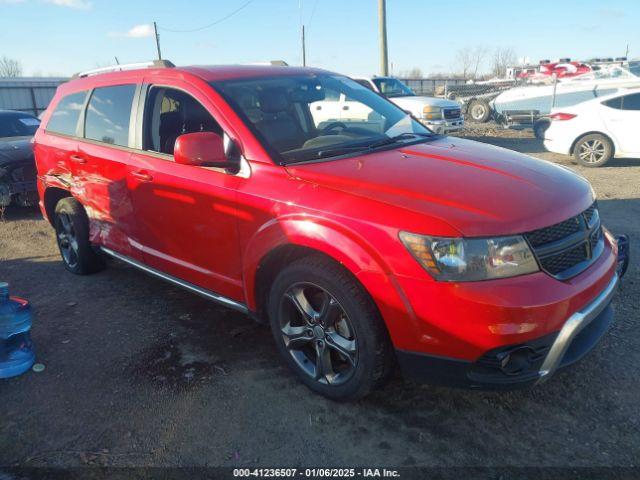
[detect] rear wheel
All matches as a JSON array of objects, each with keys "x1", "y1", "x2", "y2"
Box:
[
  {"x1": 54, "y1": 197, "x2": 105, "y2": 275},
  {"x1": 268, "y1": 256, "x2": 393, "y2": 400},
  {"x1": 573, "y1": 133, "x2": 613, "y2": 167}
]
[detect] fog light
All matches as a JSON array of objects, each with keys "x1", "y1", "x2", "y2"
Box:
[
  {"x1": 498, "y1": 346, "x2": 536, "y2": 376},
  {"x1": 616, "y1": 234, "x2": 629, "y2": 279}
]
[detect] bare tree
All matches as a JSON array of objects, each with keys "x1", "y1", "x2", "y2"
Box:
[
  {"x1": 456, "y1": 46, "x2": 489, "y2": 79},
  {"x1": 0, "y1": 56, "x2": 22, "y2": 77},
  {"x1": 492, "y1": 47, "x2": 517, "y2": 78},
  {"x1": 456, "y1": 47, "x2": 473, "y2": 79}
]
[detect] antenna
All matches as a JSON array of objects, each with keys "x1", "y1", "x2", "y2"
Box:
[{"x1": 154, "y1": 21, "x2": 162, "y2": 60}]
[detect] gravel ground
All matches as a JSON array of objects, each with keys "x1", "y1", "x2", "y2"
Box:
[{"x1": 0, "y1": 125, "x2": 638, "y2": 471}]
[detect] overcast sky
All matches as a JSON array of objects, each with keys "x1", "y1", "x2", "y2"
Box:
[{"x1": 1, "y1": 0, "x2": 637, "y2": 77}]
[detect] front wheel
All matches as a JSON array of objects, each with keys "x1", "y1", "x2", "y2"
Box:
[
  {"x1": 573, "y1": 133, "x2": 613, "y2": 167},
  {"x1": 268, "y1": 256, "x2": 393, "y2": 400}
]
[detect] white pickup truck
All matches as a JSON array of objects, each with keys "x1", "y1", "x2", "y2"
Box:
[{"x1": 353, "y1": 77, "x2": 464, "y2": 134}]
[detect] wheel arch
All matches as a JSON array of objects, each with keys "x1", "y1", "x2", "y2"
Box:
[
  {"x1": 569, "y1": 131, "x2": 616, "y2": 156},
  {"x1": 43, "y1": 186, "x2": 72, "y2": 226},
  {"x1": 243, "y1": 216, "x2": 394, "y2": 320}
]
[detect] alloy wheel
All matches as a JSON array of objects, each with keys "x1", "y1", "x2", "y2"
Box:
[
  {"x1": 578, "y1": 139, "x2": 606, "y2": 164},
  {"x1": 56, "y1": 212, "x2": 79, "y2": 269},
  {"x1": 278, "y1": 282, "x2": 357, "y2": 386}
]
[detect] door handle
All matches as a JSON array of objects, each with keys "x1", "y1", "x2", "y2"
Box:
[
  {"x1": 342, "y1": 105, "x2": 350, "y2": 110},
  {"x1": 130, "y1": 170, "x2": 153, "y2": 182},
  {"x1": 69, "y1": 154, "x2": 86, "y2": 164},
  {"x1": 316, "y1": 105, "x2": 322, "y2": 110}
]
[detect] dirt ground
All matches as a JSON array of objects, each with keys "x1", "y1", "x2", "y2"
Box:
[{"x1": 0, "y1": 125, "x2": 638, "y2": 470}]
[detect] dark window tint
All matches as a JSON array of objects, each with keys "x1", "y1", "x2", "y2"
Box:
[
  {"x1": 603, "y1": 96, "x2": 623, "y2": 109},
  {"x1": 621, "y1": 93, "x2": 640, "y2": 111},
  {"x1": 85, "y1": 85, "x2": 136, "y2": 146},
  {"x1": 0, "y1": 112, "x2": 40, "y2": 138},
  {"x1": 144, "y1": 87, "x2": 221, "y2": 155},
  {"x1": 46, "y1": 91, "x2": 87, "y2": 136},
  {"x1": 354, "y1": 79, "x2": 374, "y2": 91}
]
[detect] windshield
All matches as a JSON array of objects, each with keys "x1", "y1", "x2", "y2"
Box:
[
  {"x1": 372, "y1": 78, "x2": 416, "y2": 98},
  {"x1": 212, "y1": 74, "x2": 433, "y2": 164},
  {"x1": 629, "y1": 62, "x2": 640, "y2": 77},
  {"x1": 0, "y1": 112, "x2": 40, "y2": 138}
]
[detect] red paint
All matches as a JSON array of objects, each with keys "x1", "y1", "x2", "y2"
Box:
[{"x1": 34, "y1": 65, "x2": 617, "y2": 362}]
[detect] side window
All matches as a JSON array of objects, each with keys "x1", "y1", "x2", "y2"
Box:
[
  {"x1": 84, "y1": 85, "x2": 136, "y2": 147},
  {"x1": 46, "y1": 91, "x2": 88, "y2": 136},
  {"x1": 603, "y1": 97, "x2": 623, "y2": 109},
  {"x1": 144, "y1": 87, "x2": 222, "y2": 155},
  {"x1": 354, "y1": 79, "x2": 375, "y2": 91},
  {"x1": 621, "y1": 93, "x2": 640, "y2": 111}
]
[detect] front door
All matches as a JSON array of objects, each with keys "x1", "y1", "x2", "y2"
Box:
[{"x1": 127, "y1": 83, "x2": 244, "y2": 301}]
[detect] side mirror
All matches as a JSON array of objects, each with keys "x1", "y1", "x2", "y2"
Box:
[{"x1": 174, "y1": 132, "x2": 239, "y2": 171}]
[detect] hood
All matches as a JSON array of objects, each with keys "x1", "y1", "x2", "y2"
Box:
[
  {"x1": 285, "y1": 137, "x2": 593, "y2": 237},
  {"x1": 0, "y1": 137, "x2": 34, "y2": 166},
  {"x1": 391, "y1": 96, "x2": 461, "y2": 111}
]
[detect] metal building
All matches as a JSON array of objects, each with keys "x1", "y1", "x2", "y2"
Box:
[{"x1": 0, "y1": 77, "x2": 67, "y2": 117}]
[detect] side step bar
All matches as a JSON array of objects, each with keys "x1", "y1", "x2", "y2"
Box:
[{"x1": 100, "y1": 247, "x2": 249, "y2": 314}]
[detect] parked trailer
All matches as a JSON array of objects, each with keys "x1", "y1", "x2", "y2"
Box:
[{"x1": 0, "y1": 77, "x2": 67, "y2": 117}]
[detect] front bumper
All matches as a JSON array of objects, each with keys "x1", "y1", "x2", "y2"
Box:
[
  {"x1": 397, "y1": 272, "x2": 619, "y2": 389},
  {"x1": 422, "y1": 118, "x2": 464, "y2": 134}
]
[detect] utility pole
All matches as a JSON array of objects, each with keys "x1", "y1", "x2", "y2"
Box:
[
  {"x1": 301, "y1": 24, "x2": 307, "y2": 66},
  {"x1": 153, "y1": 21, "x2": 162, "y2": 61},
  {"x1": 378, "y1": 0, "x2": 389, "y2": 76}
]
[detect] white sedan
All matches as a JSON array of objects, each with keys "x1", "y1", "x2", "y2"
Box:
[{"x1": 544, "y1": 88, "x2": 640, "y2": 167}]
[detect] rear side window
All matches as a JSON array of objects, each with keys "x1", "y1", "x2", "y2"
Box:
[
  {"x1": 602, "y1": 93, "x2": 640, "y2": 111},
  {"x1": 46, "y1": 91, "x2": 88, "y2": 136},
  {"x1": 85, "y1": 85, "x2": 136, "y2": 146}
]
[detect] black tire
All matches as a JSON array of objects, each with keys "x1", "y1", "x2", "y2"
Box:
[
  {"x1": 533, "y1": 119, "x2": 550, "y2": 140},
  {"x1": 54, "y1": 197, "x2": 105, "y2": 275},
  {"x1": 268, "y1": 255, "x2": 394, "y2": 400},
  {"x1": 468, "y1": 99, "x2": 491, "y2": 123},
  {"x1": 573, "y1": 133, "x2": 613, "y2": 168}
]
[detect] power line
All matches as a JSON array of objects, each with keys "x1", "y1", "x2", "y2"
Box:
[
  {"x1": 158, "y1": 0, "x2": 255, "y2": 33},
  {"x1": 307, "y1": 0, "x2": 320, "y2": 27}
]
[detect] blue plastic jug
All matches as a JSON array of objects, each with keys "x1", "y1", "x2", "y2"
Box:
[{"x1": 0, "y1": 282, "x2": 35, "y2": 379}]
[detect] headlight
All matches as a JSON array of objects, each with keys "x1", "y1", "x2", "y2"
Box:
[
  {"x1": 399, "y1": 232, "x2": 539, "y2": 281},
  {"x1": 422, "y1": 105, "x2": 443, "y2": 120}
]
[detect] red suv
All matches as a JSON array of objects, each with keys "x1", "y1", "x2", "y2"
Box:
[{"x1": 34, "y1": 61, "x2": 626, "y2": 400}]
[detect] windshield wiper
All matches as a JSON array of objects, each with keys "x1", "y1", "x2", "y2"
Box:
[
  {"x1": 367, "y1": 132, "x2": 433, "y2": 149},
  {"x1": 314, "y1": 132, "x2": 434, "y2": 160}
]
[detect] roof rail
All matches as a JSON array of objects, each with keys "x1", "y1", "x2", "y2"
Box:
[{"x1": 72, "y1": 59, "x2": 175, "y2": 79}]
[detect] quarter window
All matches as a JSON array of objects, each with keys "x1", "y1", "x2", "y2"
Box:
[
  {"x1": 84, "y1": 85, "x2": 136, "y2": 146},
  {"x1": 46, "y1": 91, "x2": 88, "y2": 136},
  {"x1": 603, "y1": 97, "x2": 623, "y2": 109},
  {"x1": 621, "y1": 93, "x2": 640, "y2": 111}
]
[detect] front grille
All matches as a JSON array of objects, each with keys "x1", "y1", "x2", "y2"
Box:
[
  {"x1": 524, "y1": 203, "x2": 603, "y2": 280},
  {"x1": 526, "y1": 216, "x2": 582, "y2": 247},
  {"x1": 444, "y1": 108, "x2": 461, "y2": 119}
]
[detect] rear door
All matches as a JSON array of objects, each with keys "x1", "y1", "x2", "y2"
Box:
[
  {"x1": 39, "y1": 90, "x2": 89, "y2": 190},
  {"x1": 73, "y1": 83, "x2": 141, "y2": 258},
  {"x1": 601, "y1": 93, "x2": 640, "y2": 155},
  {"x1": 127, "y1": 81, "x2": 244, "y2": 301}
]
